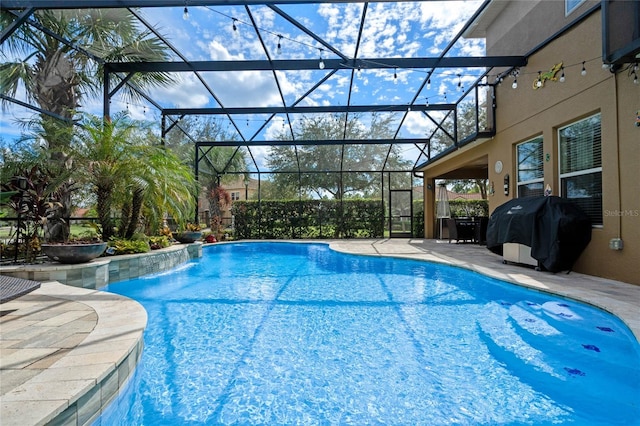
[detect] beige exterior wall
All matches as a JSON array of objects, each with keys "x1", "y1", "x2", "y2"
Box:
[
  {"x1": 480, "y1": 0, "x2": 599, "y2": 55},
  {"x1": 197, "y1": 177, "x2": 258, "y2": 225},
  {"x1": 421, "y1": 7, "x2": 640, "y2": 285}
]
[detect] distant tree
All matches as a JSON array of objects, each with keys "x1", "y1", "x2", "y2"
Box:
[
  {"x1": 267, "y1": 113, "x2": 411, "y2": 199},
  {"x1": 450, "y1": 179, "x2": 487, "y2": 199}
]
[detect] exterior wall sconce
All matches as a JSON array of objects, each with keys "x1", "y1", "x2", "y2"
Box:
[{"x1": 503, "y1": 174, "x2": 510, "y2": 196}]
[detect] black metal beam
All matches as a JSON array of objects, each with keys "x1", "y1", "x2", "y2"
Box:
[
  {"x1": 164, "y1": 104, "x2": 455, "y2": 115},
  {"x1": 1, "y1": 0, "x2": 424, "y2": 8},
  {"x1": 104, "y1": 56, "x2": 526, "y2": 73},
  {"x1": 0, "y1": 7, "x2": 34, "y2": 44},
  {"x1": 0, "y1": 94, "x2": 75, "y2": 124},
  {"x1": 196, "y1": 138, "x2": 425, "y2": 147}
]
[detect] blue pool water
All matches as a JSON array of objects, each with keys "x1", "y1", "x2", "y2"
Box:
[{"x1": 96, "y1": 242, "x2": 640, "y2": 425}]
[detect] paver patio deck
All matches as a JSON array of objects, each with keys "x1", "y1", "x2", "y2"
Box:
[{"x1": 1, "y1": 239, "x2": 639, "y2": 425}]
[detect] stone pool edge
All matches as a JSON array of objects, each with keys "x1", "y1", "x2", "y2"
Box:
[
  {"x1": 0, "y1": 243, "x2": 204, "y2": 425},
  {"x1": 0, "y1": 283, "x2": 147, "y2": 426}
]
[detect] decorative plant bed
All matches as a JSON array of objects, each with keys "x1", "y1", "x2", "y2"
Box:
[{"x1": 41, "y1": 242, "x2": 108, "y2": 264}]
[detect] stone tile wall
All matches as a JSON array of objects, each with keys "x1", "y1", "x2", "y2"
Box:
[{"x1": 0, "y1": 243, "x2": 202, "y2": 289}]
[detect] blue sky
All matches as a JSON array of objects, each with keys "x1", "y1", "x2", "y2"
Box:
[{"x1": 1, "y1": 1, "x2": 486, "y2": 168}]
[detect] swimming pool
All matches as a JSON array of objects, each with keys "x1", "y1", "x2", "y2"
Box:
[{"x1": 96, "y1": 242, "x2": 640, "y2": 425}]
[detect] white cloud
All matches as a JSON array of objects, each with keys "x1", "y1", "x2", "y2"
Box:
[{"x1": 149, "y1": 74, "x2": 210, "y2": 108}]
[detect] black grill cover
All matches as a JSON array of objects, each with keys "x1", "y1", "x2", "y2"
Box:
[{"x1": 486, "y1": 196, "x2": 592, "y2": 272}]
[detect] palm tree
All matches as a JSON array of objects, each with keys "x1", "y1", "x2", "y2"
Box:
[
  {"x1": 1, "y1": 8, "x2": 173, "y2": 239},
  {"x1": 73, "y1": 113, "x2": 197, "y2": 241},
  {"x1": 131, "y1": 145, "x2": 198, "y2": 237}
]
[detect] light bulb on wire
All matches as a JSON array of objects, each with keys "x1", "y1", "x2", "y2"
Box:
[
  {"x1": 559, "y1": 67, "x2": 565, "y2": 82},
  {"x1": 318, "y1": 49, "x2": 325, "y2": 70},
  {"x1": 581, "y1": 61, "x2": 587, "y2": 76},
  {"x1": 276, "y1": 35, "x2": 282, "y2": 55},
  {"x1": 183, "y1": 6, "x2": 189, "y2": 20},
  {"x1": 512, "y1": 78, "x2": 518, "y2": 89},
  {"x1": 393, "y1": 68, "x2": 398, "y2": 84},
  {"x1": 232, "y1": 18, "x2": 238, "y2": 33}
]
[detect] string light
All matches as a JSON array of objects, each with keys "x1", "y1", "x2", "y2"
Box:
[
  {"x1": 581, "y1": 61, "x2": 587, "y2": 76},
  {"x1": 183, "y1": 6, "x2": 189, "y2": 20},
  {"x1": 394, "y1": 68, "x2": 398, "y2": 84},
  {"x1": 634, "y1": 71, "x2": 638, "y2": 85},
  {"x1": 559, "y1": 66, "x2": 565, "y2": 82},
  {"x1": 536, "y1": 71, "x2": 542, "y2": 87},
  {"x1": 510, "y1": 68, "x2": 519, "y2": 89},
  {"x1": 425, "y1": 97, "x2": 430, "y2": 107},
  {"x1": 205, "y1": 5, "x2": 492, "y2": 97}
]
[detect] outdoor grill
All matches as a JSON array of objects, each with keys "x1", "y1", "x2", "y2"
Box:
[{"x1": 486, "y1": 196, "x2": 592, "y2": 273}]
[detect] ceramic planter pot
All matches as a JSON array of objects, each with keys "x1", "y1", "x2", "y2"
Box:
[
  {"x1": 41, "y1": 242, "x2": 108, "y2": 264},
  {"x1": 174, "y1": 231, "x2": 202, "y2": 244}
]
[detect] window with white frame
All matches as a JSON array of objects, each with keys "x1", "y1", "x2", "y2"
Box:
[
  {"x1": 559, "y1": 113, "x2": 602, "y2": 225},
  {"x1": 231, "y1": 191, "x2": 241, "y2": 201},
  {"x1": 565, "y1": 0, "x2": 585, "y2": 15},
  {"x1": 517, "y1": 136, "x2": 544, "y2": 198}
]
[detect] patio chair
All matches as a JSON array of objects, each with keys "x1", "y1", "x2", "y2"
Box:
[{"x1": 446, "y1": 218, "x2": 475, "y2": 243}]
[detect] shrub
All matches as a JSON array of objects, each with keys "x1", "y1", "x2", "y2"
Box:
[
  {"x1": 149, "y1": 236, "x2": 170, "y2": 250},
  {"x1": 107, "y1": 238, "x2": 150, "y2": 255},
  {"x1": 449, "y1": 200, "x2": 488, "y2": 218},
  {"x1": 232, "y1": 199, "x2": 384, "y2": 239}
]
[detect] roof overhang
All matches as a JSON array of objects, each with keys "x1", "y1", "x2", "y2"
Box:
[{"x1": 462, "y1": 0, "x2": 510, "y2": 39}]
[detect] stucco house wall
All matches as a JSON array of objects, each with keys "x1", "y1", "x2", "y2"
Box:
[{"x1": 420, "y1": 3, "x2": 640, "y2": 285}]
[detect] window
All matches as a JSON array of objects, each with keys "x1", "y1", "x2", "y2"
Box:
[
  {"x1": 565, "y1": 0, "x2": 585, "y2": 15},
  {"x1": 517, "y1": 137, "x2": 544, "y2": 198},
  {"x1": 559, "y1": 113, "x2": 602, "y2": 225},
  {"x1": 231, "y1": 191, "x2": 241, "y2": 201}
]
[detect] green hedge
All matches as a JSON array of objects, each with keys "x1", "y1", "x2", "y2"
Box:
[
  {"x1": 232, "y1": 199, "x2": 384, "y2": 239},
  {"x1": 449, "y1": 200, "x2": 489, "y2": 218}
]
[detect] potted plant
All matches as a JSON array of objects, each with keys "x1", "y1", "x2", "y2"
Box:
[
  {"x1": 174, "y1": 223, "x2": 202, "y2": 244},
  {"x1": 41, "y1": 237, "x2": 107, "y2": 264}
]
